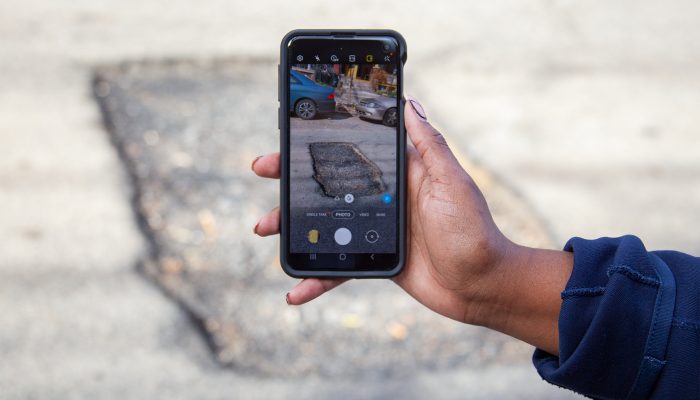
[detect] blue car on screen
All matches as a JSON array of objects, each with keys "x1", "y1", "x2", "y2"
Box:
[{"x1": 290, "y1": 70, "x2": 335, "y2": 120}]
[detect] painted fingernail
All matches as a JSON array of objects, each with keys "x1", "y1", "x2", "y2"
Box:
[
  {"x1": 251, "y1": 155, "x2": 262, "y2": 171},
  {"x1": 253, "y1": 221, "x2": 260, "y2": 235},
  {"x1": 409, "y1": 98, "x2": 427, "y2": 120},
  {"x1": 285, "y1": 292, "x2": 291, "y2": 305}
]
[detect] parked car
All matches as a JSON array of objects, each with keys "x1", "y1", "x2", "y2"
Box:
[
  {"x1": 289, "y1": 70, "x2": 335, "y2": 120},
  {"x1": 355, "y1": 95, "x2": 398, "y2": 127}
]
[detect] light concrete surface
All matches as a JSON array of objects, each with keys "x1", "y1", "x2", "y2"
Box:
[
  {"x1": 3, "y1": 0, "x2": 697, "y2": 398},
  {"x1": 409, "y1": 1, "x2": 700, "y2": 253}
]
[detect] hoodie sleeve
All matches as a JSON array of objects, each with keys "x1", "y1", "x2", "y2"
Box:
[{"x1": 533, "y1": 235, "x2": 700, "y2": 399}]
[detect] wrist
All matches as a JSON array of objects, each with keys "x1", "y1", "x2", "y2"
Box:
[
  {"x1": 464, "y1": 241, "x2": 573, "y2": 355},
  {"x1": 460, "y1": 238, "x2": 524, "y2": 327}
]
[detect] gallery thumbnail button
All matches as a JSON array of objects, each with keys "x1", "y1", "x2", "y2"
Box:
[
  {"x1": 307, "y1": 229, "x2": 319, "y2": 244},
  {"x1": 332, "y1": 210, "x2": 354, "y2": 219}
]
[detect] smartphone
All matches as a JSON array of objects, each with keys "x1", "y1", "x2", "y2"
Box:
[{"x1": 279, "y1": 30, "x2": 407, "y2": 278}]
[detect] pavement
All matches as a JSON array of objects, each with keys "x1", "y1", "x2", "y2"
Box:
[
  {"x1": 289, "y1": 114, "x2": 399, "y2": 253},
  {"x1": 91, "y1": 58, "x2": 549, "y2": 382},
  {"x1": 2, "y1": 0, "x2": 698, "y2": 398},
  {"x1": 409, "y1": 1, "x2": 700, "y2": 254},
  {"x1": 290, "y1": 115, "x2": 397, "y2": 205}
]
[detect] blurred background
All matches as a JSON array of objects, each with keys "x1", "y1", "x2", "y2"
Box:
[{"x1": 2, "y1": 1, "x2": 699, "y2": 399}]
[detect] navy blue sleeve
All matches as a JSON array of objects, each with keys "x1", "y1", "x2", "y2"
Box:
[{"x1": 533, "y1": 235, "x2": 700, "y2": 399}]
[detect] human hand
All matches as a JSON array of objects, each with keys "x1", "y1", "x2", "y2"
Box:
[{"x1": 253, "y1": 97, "x2": 572, "y2": 355}]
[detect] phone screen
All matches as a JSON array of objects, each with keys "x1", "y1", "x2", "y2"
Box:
[{"x1": 285, "y1": 37, "x2": 401, "y2": 270}]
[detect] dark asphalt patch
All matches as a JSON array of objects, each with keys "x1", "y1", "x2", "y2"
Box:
[
  {"x1": 310, "y1": 142, "x2": 386, "y2": 197},
  {"x1": 92, "y1": 58, "x2": 538, "y2": 378}
]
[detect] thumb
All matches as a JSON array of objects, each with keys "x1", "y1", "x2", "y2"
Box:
[{"x1": 404, "y1": 96, "x2": 460, "y2": 174}]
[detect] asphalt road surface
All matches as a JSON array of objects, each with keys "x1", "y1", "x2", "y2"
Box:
[
  {"x1": 290, "y1": 113, "x2": 397, "y2": 208},
  {"x1": 92, "y1": 60, "x2": 555, "y2": 384},
  {"x1": 290, "y1": 113, "x2": 398, "y2": 253}
]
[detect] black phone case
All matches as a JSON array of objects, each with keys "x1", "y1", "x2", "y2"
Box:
[{"x1": 279, "y1": 29, "x2": 407, "y2": 278}]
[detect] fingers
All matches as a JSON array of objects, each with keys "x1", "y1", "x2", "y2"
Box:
[
  {"x1": 286, "y1": 278, "x2": 349, "y2": 305},
  {"x1": 252, "y1": 204, "x2": 342, "y2": 306},
  {"x1": 251, "y1": 152, "x2": 280, "y2": 179},
  {"x1": 253, "y1": 207, "x2": 279, "y2": 236},
  {"x1": 251, "y1": 153, "x2": 280, "y2": 235},
  {"x1": 404, "y1": 96, "x2": 460, "y2": 174}
]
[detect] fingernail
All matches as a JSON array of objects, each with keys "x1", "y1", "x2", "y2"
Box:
[
  {"x1": 408, "y1": 97, "x2": 427, "y2": 121},
  {"x1": 251, "y1": 155, "x2": 262, "y2": 171},
  {"x1": 285, "y1": 292, "x2": 292, "y2": 305},
  {"x1": 253, "y1": 221, "x2": 260, "y2": 235}
]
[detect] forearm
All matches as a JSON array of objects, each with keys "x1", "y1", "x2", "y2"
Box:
[{"x1": 469, "y1": 243, "x2": 573, "y2": 355}]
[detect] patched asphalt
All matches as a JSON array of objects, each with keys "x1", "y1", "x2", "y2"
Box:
[
  {"x1": 93, "y1": 58, "x2": 551, "y2": 378},
  {"x1": 310, "y1": 142, "x2": 386, "y2": 197}
]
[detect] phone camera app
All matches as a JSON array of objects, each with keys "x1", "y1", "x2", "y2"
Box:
[{"x1": 289, "y1": 54, "x2": 398, "y2": 254}]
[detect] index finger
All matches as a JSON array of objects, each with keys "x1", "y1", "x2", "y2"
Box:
[{"x1": 251, "y1": 152, "x2": 280, "y2": 179}]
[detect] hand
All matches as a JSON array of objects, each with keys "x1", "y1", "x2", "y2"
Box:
[{"x1": 253, "y1": 97, "x2": 572, "y2": 355}]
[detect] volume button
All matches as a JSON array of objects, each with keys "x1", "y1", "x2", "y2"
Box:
[{"x1": 277, "y1": 107, "x2": 280, "y2": 130}]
